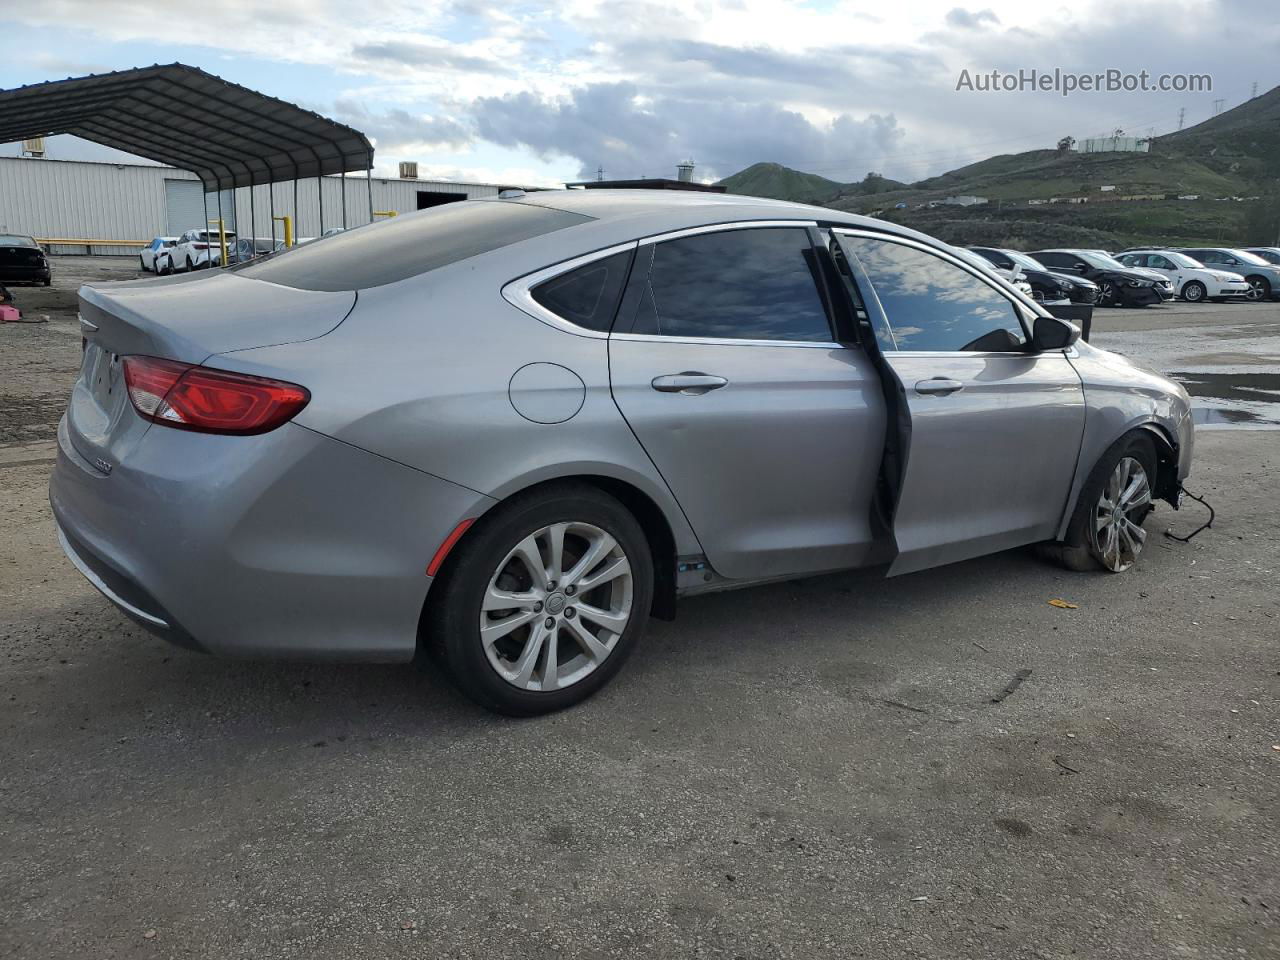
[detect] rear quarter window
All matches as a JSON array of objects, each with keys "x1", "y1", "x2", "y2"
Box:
[{"x1": 231, "y1": 201, "x2": 593, "y2": 291}]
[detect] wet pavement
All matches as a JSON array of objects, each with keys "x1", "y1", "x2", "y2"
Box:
[{"x1": 1087, "y1": 300, "x2": 1280, "y2": 429}]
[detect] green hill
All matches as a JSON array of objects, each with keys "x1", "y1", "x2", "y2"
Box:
[
  {"x1": 717, "y1": 162, "x2": 904, "y2": 205},
  {"x1": 716, "y1": 85, "x2": 1280, "y2": 247},
  {"x1": 717, "y1": 162, "x2": 847, "y2": 203}
]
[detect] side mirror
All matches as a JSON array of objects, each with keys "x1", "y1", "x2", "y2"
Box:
[{"x1": 1031, "y1": 315, "x2": 1080, "y2": 351}]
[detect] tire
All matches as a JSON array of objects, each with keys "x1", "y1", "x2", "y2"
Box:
[
  {"x1": 424, "y1": 483, "x2": 654, "y2": 715},
  {"x1": 1182, "y1": 280, "x2": 1206, "y2": 303},
  {"x1": 1041, "y1": 432, "x2": 1157, "y2": 574},
  {"x1": 1097, "y1": 280, "x2": 1116, "y2": 307},
  {"x1": 43, "y1": 277, "x2": 51, "y2": 287},
  {"x1": 1244, "y1": 276, "x2": 1272, "y2": 302},
  {"x1": 139, "y1": 255, "x2": 148, "y2": 273}
]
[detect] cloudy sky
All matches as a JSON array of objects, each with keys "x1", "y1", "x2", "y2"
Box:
[{"x1": 0, "y1": 0, "x2": 1275, "y2": 187}]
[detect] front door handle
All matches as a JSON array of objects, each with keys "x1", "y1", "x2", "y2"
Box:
[
  {"x1": 651, "y1": 373, "x2": 729, "y2": 395},
  {"x1": 914, "y1": 377, "x2": 964, "y2": 396}
]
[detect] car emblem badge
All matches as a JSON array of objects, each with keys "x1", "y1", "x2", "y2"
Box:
[
  {"x1": 93, "y1": 457, "x2": 113, "y2": 475},
  {"x1": 546, "y1": 593, "x2": 566, "y2": 615}
]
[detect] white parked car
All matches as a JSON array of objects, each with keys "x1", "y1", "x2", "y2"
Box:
[
  {"x1": 1117, "y1": 250, "x2": 1250, "y2": 303},
  {"x1": 138, "y1": 237, "x2": 178, "y2": 273},
  {"x1": 165, "y1": 228, "x2": 239, "y2": 273}
]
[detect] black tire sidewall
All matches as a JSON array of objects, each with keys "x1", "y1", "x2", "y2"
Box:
[
  {"x1": 1183, "y1": 281, "x2": 1205, "y2": 302},
  {"x1": 431, "y1": 486, "x2": 654, "y2": 715},
  {"x1": 1065, "y1": 431, "x2": 1158, "y2": 567}
]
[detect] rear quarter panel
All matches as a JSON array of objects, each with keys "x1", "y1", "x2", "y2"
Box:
[{"x1": 210, "y1": 238, "x2": 706, "y2": 558}]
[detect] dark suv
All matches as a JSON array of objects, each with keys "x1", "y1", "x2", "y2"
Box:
[{"x1": 1030, "y1": 249, "x2": 1167, "y2": 307}]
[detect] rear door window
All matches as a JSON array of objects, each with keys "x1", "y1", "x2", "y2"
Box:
[
  {"x1": 619, "y1": 227, "x2": 833, "y2": 342},
  {"x1": 232, "y1": 201, "x2": 592, "y2": 291}
]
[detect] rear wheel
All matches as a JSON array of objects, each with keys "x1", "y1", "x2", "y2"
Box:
[
  {"x1": 1182, "y1": 280, "x2": 1206, "y2": 303},
  {"x1": 1041, "y1": 432, "x2": 1157, "y2": 573},
  {"x1": 425, "y1": 484, "x2": 654, "y2": 715},
  {"x1": 139, "y1": 255, "x2": 148, "y2": 272}
]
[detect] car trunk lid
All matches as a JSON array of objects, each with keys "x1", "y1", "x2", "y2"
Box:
[{"x1": 67, "y1": 273, "x2": 354, "y2": 470}]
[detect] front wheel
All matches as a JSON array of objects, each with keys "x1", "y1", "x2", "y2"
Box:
[
  {"x1": 425, "y1": 484, "x2": 654, "y2": 715},
  {"x1": 1041, "y1": 432, "x2": 1157, "y2": 573},
  {"x1": 1097, "y1": 280, "x2": 1116, "y2": 306},
  {"x1": 1182, "y1": 280, "x2": 1206, "y2": 303}
]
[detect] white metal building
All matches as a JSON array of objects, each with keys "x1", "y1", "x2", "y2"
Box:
[{"x1": 0, "y1": 156, "x2": 512, "y2": 255}]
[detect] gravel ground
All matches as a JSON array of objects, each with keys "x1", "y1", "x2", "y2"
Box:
[{"x1": 1, "y1": 258, "x2": 1277, "y2": 959}]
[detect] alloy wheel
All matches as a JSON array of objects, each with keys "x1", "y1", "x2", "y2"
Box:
[
  {"x1": 480, "y1": 521, "x2": 633, "y2": 692},
  {"x1": 1090, "y1": 456, "x2": 1151, "y2": 573},
  {"x1": 1098, "y1": 281, "x2": 1115, "y2": 306},
  {"x1": 1246, "y1": 278, "x2": 1267, "y2": 302}
]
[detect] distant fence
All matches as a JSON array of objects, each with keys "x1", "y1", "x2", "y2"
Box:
[{"x1": 36, "y1": 238, "x2": 145, "y2": 257}]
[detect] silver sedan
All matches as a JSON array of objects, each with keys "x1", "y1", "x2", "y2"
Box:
[{"x1": 51, "y1": 191, "x2": 1194, "y2": 714}]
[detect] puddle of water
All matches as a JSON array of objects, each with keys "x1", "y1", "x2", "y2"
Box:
[{"x1": 1171, "y1": 371, "x2": 1280, "y2": 428}]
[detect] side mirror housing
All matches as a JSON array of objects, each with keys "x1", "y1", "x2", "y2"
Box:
[{"x1": 1031, "y1": 315, "x2": 1080, "y2": 351}]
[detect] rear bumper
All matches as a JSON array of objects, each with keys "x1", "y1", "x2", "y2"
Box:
[
  {"x1": 0, "y1": 265, "x2": 50, "y2": 283},
  {"x1": 50, "y1": 416, "x2": 495, "y2": 661}
]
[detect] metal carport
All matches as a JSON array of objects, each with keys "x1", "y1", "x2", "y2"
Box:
[{"x1": 0, "y1": 63, "x2": 375, "y2": 249}]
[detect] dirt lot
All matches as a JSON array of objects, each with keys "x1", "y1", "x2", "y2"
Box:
[{"x1": 1, "y1": 258, "x2": 1277, "y2": 959}]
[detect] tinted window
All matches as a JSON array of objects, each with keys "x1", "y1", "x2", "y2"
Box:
[
  {"x1": 1033, "y1": 252, "x2": 1068, "y2": 268},
  {"x1": 531, "y1": 249, "x2": 634, "y2": 332},
  {"x1": 232, "y1": 201, "x2": 592, "y2": 291},
  {"x1": 841, "y1": 236, "x2": 1026, "y2": 352},
  {"x1": 624, "y1": 227, "x2": 831, "y2": 342}
]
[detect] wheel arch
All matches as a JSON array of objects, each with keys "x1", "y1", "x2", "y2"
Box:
[
  {"x1": 1055, "y1": 419, "x2": 1180, "y2": 541},
  {"x1": 420, "y1": 472, "x2": 683, "y2": 644}
]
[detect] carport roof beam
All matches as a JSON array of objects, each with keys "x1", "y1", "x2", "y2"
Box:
[{"x1": 0, "y1": 63, "x2": 374, "y2": 191}]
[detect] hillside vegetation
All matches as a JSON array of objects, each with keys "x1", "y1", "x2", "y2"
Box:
[{"x1": 717, "y1": 86, "x2": 1280, "y2": 248}]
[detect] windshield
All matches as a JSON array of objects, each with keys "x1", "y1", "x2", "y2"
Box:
[
  {"x1": 1079, "y1": 251, "x2": 1128, "y2": 270},
  {"x1": 1229, "y1": 249, "x2": 1269, "y2": 265},
  {"x1": 0, "y1": 234, "x2": 37, "y2": 247},
  {"x1": 1005, "y1": 250, "x2": 1047, "y2": 271},
  {"x1": 1162, "y1": 251, "x2": 1204, "y2": 269}
]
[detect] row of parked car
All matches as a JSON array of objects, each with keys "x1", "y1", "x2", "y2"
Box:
[
  {"x1": 139, "y1": 227, "x2": 348, "y2": 274},
  {"x1": 961, "y1": 245, "x2": 1280, "y2": 307}
]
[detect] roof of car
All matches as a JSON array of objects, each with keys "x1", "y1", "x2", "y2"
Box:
[{"x1": 509, "y1": 188, "x2": 918, "y2": 238}]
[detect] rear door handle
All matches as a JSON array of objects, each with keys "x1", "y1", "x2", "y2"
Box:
[
  {"x1": 914, "y1": 378, "x2": 964, "y2": 396},
  {"x1": 651, "y1": 373, "x2": 729, "y2": 395}
]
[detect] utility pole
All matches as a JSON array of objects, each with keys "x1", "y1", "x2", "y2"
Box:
[
  {"x1": 1213, "y1": 98, "x2": 1225, "y2": 116},
  {"x1": 1251, "y1": 81, "x2": 1258, "y2": 99},
  {"x1": 1177, "y1": 107, "x2": 1185, "y2": 130},
  {"x1": 596, "y1": 165, "x2": 604, "y2": 182}
]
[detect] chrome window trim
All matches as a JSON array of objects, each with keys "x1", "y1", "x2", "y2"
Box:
[
  {"x1": 501, "y1": 240, "x2": 639, "y2": 339},
  {"x1": 638, "y1": 219, "x2": 819, "y2": 246},
  {"x1": 612, "y1": 332, "x2": 842, "y2": 349},
  {"x1": 503, "y1": 220, "x2": 825, "y2": 341}
]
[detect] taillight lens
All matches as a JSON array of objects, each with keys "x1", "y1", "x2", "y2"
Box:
[{"x1": 122, "y1": 355, "x2": 309, "y2": 435}]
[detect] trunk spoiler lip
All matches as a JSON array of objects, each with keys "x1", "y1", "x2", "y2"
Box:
[{"x1": 76, "y1": 273, "x2": 358, "y2": 364}]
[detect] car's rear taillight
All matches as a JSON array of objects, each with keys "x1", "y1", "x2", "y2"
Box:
[{"x1": 122, "y1": 355, "x2": 309, "y2": 435}]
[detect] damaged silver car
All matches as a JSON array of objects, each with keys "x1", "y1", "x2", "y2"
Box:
[{"x1": 51, "y1": 191, "x2": 1194, "y2": 714}]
